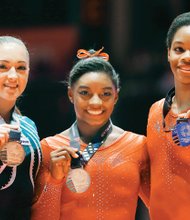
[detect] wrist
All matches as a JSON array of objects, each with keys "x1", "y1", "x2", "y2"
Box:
[{"x1": 49, "y1": 173, "x2": 65, "y2": 184}]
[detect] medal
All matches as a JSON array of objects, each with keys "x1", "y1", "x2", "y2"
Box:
[
  {"x1": 0, "y1": 142, "x2": 25, "y2": 167},
  {"x1": 66, "y1": 168, "x2": 91, "y2": 193},
  {"x1": 0, "y1": 130, "x2": 25, "y2": 167},
  {"x1": 172, "y1": 118, "x2": 190, "y2": 147}
]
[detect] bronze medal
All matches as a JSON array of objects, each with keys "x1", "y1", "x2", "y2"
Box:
[
  {"x1": 0, "y1": 141, "x2": 25, "y2": 167},
  {"x1": 66, "y1": 168, "x2": 91, "y2": 193}
]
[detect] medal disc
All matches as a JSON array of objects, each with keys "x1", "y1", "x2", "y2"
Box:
[
  {"x1": 0, "y1": 141, "x2": 25, "y2": 167},
  {"x1": 66, "y1": 168, "x2": 91, "y2": 193},
  {"x1": 172, "y1": 119, "x2": 190, "y2": 147}
]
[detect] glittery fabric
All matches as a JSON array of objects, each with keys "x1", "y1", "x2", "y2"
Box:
[
  {"x1": 147, "y1": 99, "x2": 190, "y2": 220},
  {"x1": 32, "y1": 131, "x2": 150, "y2": 220}
]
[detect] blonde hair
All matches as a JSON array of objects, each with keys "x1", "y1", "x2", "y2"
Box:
[{"x1": 0, "y1": 36, "x2": 29, "y2": 60}]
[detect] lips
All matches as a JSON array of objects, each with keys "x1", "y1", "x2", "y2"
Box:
[
  {"x1": 178, "y1": 65, "x2": 190, "y2": 71},
  {"x1": 179, "y1": 68, "x2": 190, "y2": 71}
]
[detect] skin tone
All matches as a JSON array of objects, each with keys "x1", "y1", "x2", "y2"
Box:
[
  {"x1": 0, "y1": 42, "x2": 29, "y2": 149},
  {"x1": 50, "y1": 71, "x2": 122, "y2": 180},
  {"x1": 68, "y1": 71, "x2": 118, "y2": 138},
  {"x1": 168, "y1": 25, "x2": 190, "y2": 118}
]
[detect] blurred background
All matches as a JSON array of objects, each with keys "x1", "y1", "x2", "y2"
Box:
[{"x1": 1, "y1": 0, "x2": 190, "y2": 219}]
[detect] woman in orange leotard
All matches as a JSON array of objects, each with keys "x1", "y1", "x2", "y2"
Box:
[
  {"x1": 147, "y1": 12, "x2": 190, "y2": 220},
  {"x1": 32, "y1": 47, "x2": 150, "y2": 220}
]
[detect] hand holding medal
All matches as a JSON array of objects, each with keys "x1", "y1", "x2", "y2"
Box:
[
  {"x1": 0, "y1": 124, "x2": 18, "y2": 149},
  {"x1": 0, "y1": 124, "x2": 25, "y2": 167},
  {"x1": 0, "y1": 129, "x2": 25, "y2": 167},
  {"x1": 50, "y1": 145, "x2": 91, "y2": 193},
  {"x1": 50, "y1": 146, "x2": 79, "y2": 180}
]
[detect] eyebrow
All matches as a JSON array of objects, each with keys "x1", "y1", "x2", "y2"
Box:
[
  {"x1": 173, "y1": 41, "x2": 183, "y2": 44},
  {"x1": 0, "y1": 60, "x2": 27, "y2": 63},
  {"x1": 78, "y1": 86, "x2": 113, "y2": 90}
]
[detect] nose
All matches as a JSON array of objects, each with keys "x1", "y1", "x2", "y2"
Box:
[
  {"x1": 182, "y1": 50, "x2": 190, "y2": 62},
  {"x1": 7, "y1": 67, "x2": 18, "y2": 80},
  {"x1": 89, "y1": 94, "x2": 102, "y2": 106}
]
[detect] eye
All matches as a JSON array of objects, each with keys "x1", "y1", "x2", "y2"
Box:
[
  {"x1": 79, "y1": 90, "x2": 89, "y2": 96},
  {"x1": 102, "y1": 91, "x2": 112, "y2": 97},
  {"x1": 174, "y1": 47, "x2": 185, "y2": 53},
  {"x1": 0, "y1": 64, "x2": 8, "y2": 70},
  {"x1": 99, "y1": 91, "x2": 113, "y2": 101},
  {"x1": 17, "y1": 65, "x2": 27, "y2": 71}
]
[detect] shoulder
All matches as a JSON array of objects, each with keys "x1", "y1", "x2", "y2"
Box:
[
  {"x1": 119, "y1": 131, "x2": 148, "y2": 165},
  {"x1": 112, "y1": 125, "x2": 125, "y2": 137},
  {"x1": 110, "y1": 125, "x2": 146, "y2": 144},
  {"x1": 149, "y1": 98, "x2": 164, "y2": 113},
  {"x1": 124, "y1": 131, "x2": 146, "y2": 147},
  {"x1": 41, "y1": 130, "x2": 70, "y2": 151},
  {"x1": 16, "y1": 114, "x2": 37, "y2": 129},
  {"x1": 15, "y1": 114, "x2": 40, "y2": 139},
  {"x1": 125, "y1": 131, "x2": 149, "y2": 163},
  {"x1": 110, "y1": 125, "x2": 146, "y2": 150},
  {"x1": 148, "y1": 98, "x2": 165, "y2": 120}
]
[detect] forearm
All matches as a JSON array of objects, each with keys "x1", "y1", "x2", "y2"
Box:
[{"x1": 32, "y1": 170, "x2": 64, "y2": 220}]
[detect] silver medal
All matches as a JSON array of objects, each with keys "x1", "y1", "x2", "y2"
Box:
[{"x1": 66, "y1": 168, "x2": 91, "y2": 193}]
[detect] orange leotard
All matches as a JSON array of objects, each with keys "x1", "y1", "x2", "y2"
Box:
[
  {"x1": 32, "y1": 131, "x2": 150, "y2": 220},
  {"x1": 147, "y1": 99, "x2": 190, "y2": 220}
]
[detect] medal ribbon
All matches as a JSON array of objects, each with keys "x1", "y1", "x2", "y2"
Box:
[
  {"x1": 69, "y1": 119, "x2": 112, "y2": 168},
  {"x1": 162, "y1": 87, "x2": 175, "y2": 131}
]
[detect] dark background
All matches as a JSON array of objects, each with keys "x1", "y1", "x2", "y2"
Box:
[{"x1": 2, "y1": 1, "x2": 190, "y2": 219}]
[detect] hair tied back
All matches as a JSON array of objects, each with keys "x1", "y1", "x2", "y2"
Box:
[{"x1": 77, "y1": 47, "x2": 109, "y2": 61}]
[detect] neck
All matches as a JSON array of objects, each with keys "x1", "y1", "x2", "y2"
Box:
[
  {"x1": 0, "y1": 99, "x2": 15, "y2": 123},
  {"x1": 77, "y1": 120, "x2": 110, "y2": 144},
  {"x1": 173, "y1": 84, "x2": 190, "y2": 113},
  {"x1": 0, "y1": 110, "x2": 12, "y2": 123}
]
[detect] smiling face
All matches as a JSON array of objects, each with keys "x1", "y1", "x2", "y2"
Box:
[
  {"x1": 168, "y1": 25, "x2": 190, "y2": 85},
  {"x1": 0, "y1": 42, "x2": 29, "y2": 103},
  {"x1": 68, "y1": 71, "x2": 118, "y2": 128}
]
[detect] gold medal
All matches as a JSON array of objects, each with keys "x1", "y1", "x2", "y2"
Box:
[{"x1": 66, "y1": 168, "x2": 91, "y2": 193}]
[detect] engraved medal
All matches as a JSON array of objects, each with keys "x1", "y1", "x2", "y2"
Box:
[
  {"x1": 0, "y1": 130, "x2": 25, "y2": 166},
  {"x1": 66, "y1": 168, "x2": 91, "y2": 193},
  {"x1": 172, "y1": 118, "x2": 190, "y2": 147}
]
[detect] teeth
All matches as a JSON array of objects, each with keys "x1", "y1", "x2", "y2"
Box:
[
  {"x1": 180, "y1": 68, "x2": 190, "y2": 71},
  {"x1": 179, "y1": 66, "x2": 190, "y2": 71},
  {"x1": 87, "y1": 110, "x2": 103, "y2": 115},
  {"x1": 5, "y1": 85, "x2": 18, "y2": 88}
]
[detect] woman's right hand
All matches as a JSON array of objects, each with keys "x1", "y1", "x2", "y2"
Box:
[
  {"x1": 50, "y1": 147, "x2": 79, "y2": 181},
  {"x1": 0, "y1": 124, "x2": 19, "y2": 150},
  {"x1": 178, "y1": 110, "x2": 190, "y2": 119}
]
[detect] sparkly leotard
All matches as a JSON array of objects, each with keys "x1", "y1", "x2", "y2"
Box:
[
  {"x1": 32, "y1": 131, "x2": 149, "y2": 220},
  {"x1": 147, "y1": 99, "x2": 190, "y2": 220}
]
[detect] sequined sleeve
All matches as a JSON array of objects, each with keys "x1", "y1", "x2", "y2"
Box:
[
  {"x1": 31, "y1": 139, "x2": 64, "y2": 220},
  {"x1": 139, "y1": 142, "x2": 150, "y2": 208}
]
